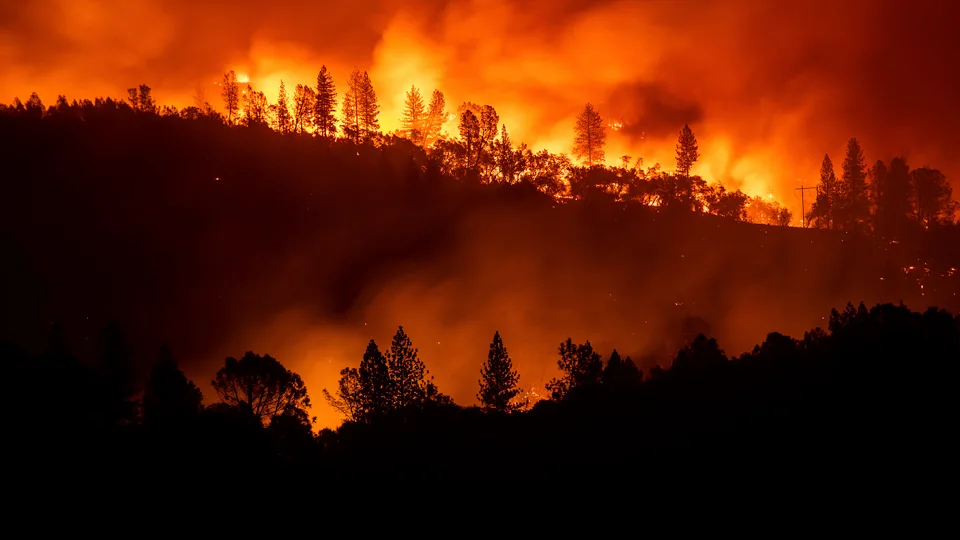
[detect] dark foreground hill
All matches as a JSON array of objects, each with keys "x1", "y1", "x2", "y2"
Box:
[{"x1": 1, "y1": 112, "x2": 957, "y2": 418}]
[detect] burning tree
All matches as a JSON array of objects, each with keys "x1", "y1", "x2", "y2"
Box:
[
  {"x1": 291, "y1": 84, "x2": 316, "y2": 134},
  {"x1": 573, "y1": 103, "x2": 606, "y2": 166},
  {"x1": 274, "y1": 80, "x2": 292, "y2": 134},
  {"x1": 342, "y1": 69, "x2": 380, "y2": 143},
  {"x1": 809, "y1": 154, "x2": 840, "y2": 229},
  {"x1": 314, "y1": 66, "x2": 337, "y2": 137},
  {"x1": 221, "y1": 70, "x2": 240, "y2": 125},
  {"x1": 401, "y1": 85, "x2": 426, "y2": 144}
]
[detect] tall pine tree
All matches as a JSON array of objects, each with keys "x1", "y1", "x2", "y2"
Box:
[
  {"x1": 358, "y1": 339, "x2": 390, "y2": 420},
  {"x1": 424, "y1": 89, "x2": 447, "y2": 147},
  {"x1": 876, "y1": 157, "x2": 915, "y2": 237},
  {"x1": 401, "y1": 85, "x2": 426, "y2": 144},
  {"x1": 573, "y1": 103, "x2": 606, "y2": 166},
  {"x1": 314, "y1": 65, "x2": 337, "y2": 137},
  {"x1": 385, "y1": 326, "x2": 426, "y2": 410},
  {"x1": 809, "y1": 154, "x2": 840, "y2": 229},
  {"x1": 840, "y1": 137, "x2": 869, "y2": 231},
  {"x1": 342, "y1": 69, "x2": 363, "y2": 143},
  {"x1": 675, "y1": 124, "x2": 700, "y2": 179},
  {"x1": 274, "y1": 80, "x2": 292, "y2": 134},
  {"x1": 359, "y1": 71, "x2": 380, "y2": 141},
  {"x1": 478, "y1": 331, "x2": 521, "y2": 412},
  {"x1": 141, "y1": 344, "x2": 203, "y2": 428}
]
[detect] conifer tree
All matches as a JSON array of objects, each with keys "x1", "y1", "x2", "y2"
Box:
[
  {"x1": 459, "y1": 109, "x2": 481, "y2": 172},
  {"x1": 342, "y1": 69, "x2": 363, "y2": 143},
  {"x1": 359, "y1": 71, "x2": 380, "y2": 141},
  {"x1": 385, "y1": 326, "x2": 426, "y2": 409},
  {"x1": 341, "y1": 70, "x2": 379, "y2": 142},
  {"x1": 478, "y1": 331, "x2": 521, "y2": 412},
  {"x1": 809, "y1": 154, "x2": 840, "y2": 229},
  {"x1": 911, "y1": 167, "x2": 956, "y2": 227},
  {"x1": 602, "y1": 349, "x2": 642, "y2": 388},
  {"x1": 401, "y1": 85, "x2": 426, "y2": 144},
  {"x1": 358, "y1": 339, "x2": 390, "y2": 419},
  {"x1": 573, "y1": 103, "x2": 606, "y2": 166},
  {"x1": 275, "y1": 80, "x2": 292, "y2": 134},
  {"x1": 126, "y1": 84, "x2": 155, "y2": 113},
  {"x1": 675, "y1": 124, "x2": 700, "y2": 179},
  {"x1": 141, "y1": 344, "x2": 203, "y2": 427},
  {"x1": 840, "y1": 137, "x2": 869, "y2": 231},
  {"x1": 424, "y1": 89, "x2": 447, "y2": 147},
  {"x1": 495, "y1": 124, "x2": 523, "y2": 183},
  {"x1": 875, "y1": 157, "x2": 915, "y2": 237},
  {"x1": 221, "y1": 70, "x2": 240, "y2": 124},
  {"x1": 314, "y1": 65, "x2": 337, "y2": 137}
]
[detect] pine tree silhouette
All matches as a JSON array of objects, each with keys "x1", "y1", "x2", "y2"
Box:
[
  {"x1": 385, "y1": 326, "x2": 426, "y2": 410},
  {"x1": 573, "y1": 103, "x2": 606, "y2": 166},
  {"x1": 478, "y1": 331, "x2": 521, "y2": 412},
  {"x1": 314, "y1": 66, "x2": 337, "y2": 137}
]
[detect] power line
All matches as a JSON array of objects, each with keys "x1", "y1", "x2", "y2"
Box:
[{"x1": 795, "y1": 184, "x2": 816, "y2": 228}]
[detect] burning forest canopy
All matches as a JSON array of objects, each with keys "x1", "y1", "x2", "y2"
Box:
[
  {"x1": 2, "y1": 0, "x2": 960, "y2": 211},
  {"x1": 2, "y1": 0, "x2": 960, "y2": 429}
]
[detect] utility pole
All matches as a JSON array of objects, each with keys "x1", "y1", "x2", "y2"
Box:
[{"x1": 796, "y1": 185, "x2": 816, "y2": 228}]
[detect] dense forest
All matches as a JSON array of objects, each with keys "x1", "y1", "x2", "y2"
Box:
[{"x1": 2, "y1": 81, "x2": 959, "y2": 468}]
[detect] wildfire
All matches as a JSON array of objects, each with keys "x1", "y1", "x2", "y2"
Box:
[{"x1": 609, "y1": 121, "x2": 623, "y2": 131}]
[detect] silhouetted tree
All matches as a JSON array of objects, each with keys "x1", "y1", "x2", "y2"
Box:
[
  {"x1": 98, "y1": 321, "x2": 138, "y2": 426},
  {"x1": 358, "y1": 339, "x2": 391, "y2": 419},
  {"x1": 314, "y1": 66, "x2": 337, "y2": 137},
  {"x1": 875, "y1": 157, "x2": 914, "y2": 237},
  {"x1": 126, "y1": 84, "x2": 156, "y2": 113},
  {"x1": 141, "y1": 344, "x2": 203, "y2": 427},
  {"x1": 343, "y1": 70, "x2": 379, "y2": 143},
  {"x1": 359, "y1": 71, "x2": 380, "y2": 141},
  {"x1": 221, "y1": 70, "x2": 241, "y2": 124},
  {"x1": 401, "y1": 85, "x2": 426, "y2": 144},
  {"x1": 840, "y1": 138, "x2": 870, "y2": 231},
  {"x1": 323, "y1": 367, "x2": 363, "y2": 422},
  {"x1": 274, "y1": 80, "x2": 292, "y2": 134},
  {"x1": 459, "y1": 109, "x2": 481, "y2": 176},
  {"x1": 911, "y1": 167, "x2": 956, "y2": 227},
  {"x1": 602, "y1": 349, "x2": 641, "y2": 388},
  {"x1": 675, "y1": 124, "x2": 700, "y2": 179},
  {"x1": 292, "y1": 84, "x2": 316, "y2": 134},
  {"x1": 478, "y1": 331, "x2": 521, "y2": 412},
  {"x1": 242, "y1": 85, "x2": 269, "y2": 127},
  {"x1": 706, "y1": 185, "x2": 749, "y2": 221},
  {"x1": 671, "y1": 334, "x2": 728, "y2": 376},
  {"x1": 809, "y1": 154, "x2": 839, "y2": 229},
  {"x1": 494, "y1": 124, "x2": 523, "y2": 183},
  {"x1": 521, "y1": 149, "x2": 571, "y2": 197},
  {"x1": 423, "y1": 89, "x2": 447, "y2": 147},
  {"x1": 212, "y1": 352, "x2": 311, "y2": 425},
  {"x1": 546, "y1": 339, "x2": 603, "y2": 400},
  {"x1": 573, "y1": 103, "x2": 605, "y2": 166},
  {"x1": 385, "y1": 326, "x2": 426, "y2": 410}
]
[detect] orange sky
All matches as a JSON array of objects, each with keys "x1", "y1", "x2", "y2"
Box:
[{"x1": 3, "y1": 0, "x2": 959, "y2": 208}]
